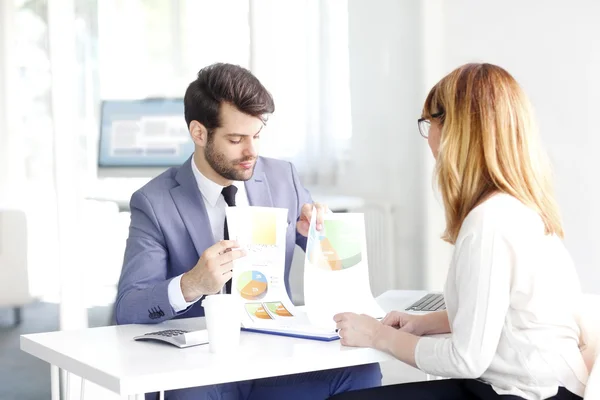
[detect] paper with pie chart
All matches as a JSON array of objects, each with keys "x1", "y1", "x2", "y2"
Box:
[
  {"x1": 226, "y1": 207, "x2": 299, "y2": 326},
  {"x1": 226, "y1": 206, "x2": 339, "y2": 340},
  {"x1": 304, "y1": 210, "x2": 385, "y2": 330},
  {"x1": 307, "y1": 218, "x2": 363, "y2": 271},
  {"x1": 237, "y1": 270, "x2": 268, "y2": 300},
  {"x1": 244, "y1": 301, "x2": 294, "y2": 321}
]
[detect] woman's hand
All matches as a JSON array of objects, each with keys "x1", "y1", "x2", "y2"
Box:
[
  {"x1": 333, "y1": 313, "x2": 383, "y2": 348},
  {"x1": 335, "y1": 311, "x2": 421, "y2": 368},
  {"x1": 381, "y1": 311, "x2": 425, "y2": 336}
]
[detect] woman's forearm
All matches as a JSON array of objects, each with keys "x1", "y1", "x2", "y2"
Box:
[
  {"x1": 373, "y1": 325, "x2": 420, "y2": 368},
  {"x1": 372, "y1": 311, "x2": 449, "y2": 370},
  {"x1": 420, "y1": 310, "x2": 451, "y2": 335}
]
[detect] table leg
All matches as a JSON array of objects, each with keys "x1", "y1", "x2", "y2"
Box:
[
  {"x1": 51, "y1": 365, "x2": 60, "y2": 400},
  {"x1": 66, "y1": 371, "x2": 71, "y2": 399},
  {"x1": 80, "y1": 378, "x2": 86, "y2": 400},
  {"x1": 13, "y1": 307, "x2": 22, "y2": 325}
]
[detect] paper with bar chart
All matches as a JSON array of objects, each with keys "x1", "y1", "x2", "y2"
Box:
[
  {"x1": 304, "y1": 211, "x2": 385, "y2": 330},
  {"x1": 225, "y1": 206, "x2": 338, "y2": 340}
]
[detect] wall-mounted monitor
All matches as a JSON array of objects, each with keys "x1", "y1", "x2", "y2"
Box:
[{"x1": 97, "y1": 98, "x2": 193, "y2": 178}]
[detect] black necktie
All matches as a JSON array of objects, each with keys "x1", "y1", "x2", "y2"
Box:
[{"x1": 221, "y1": 185, "x2": 237, "y2": 293}]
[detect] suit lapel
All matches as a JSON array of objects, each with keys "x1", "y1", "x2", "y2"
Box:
[
  {"x1": 245, "y1": 158, "x2": 274, "y2": 207},
  {"x1": 170, "y1": 157, "x2": 214, "y2": 257}
]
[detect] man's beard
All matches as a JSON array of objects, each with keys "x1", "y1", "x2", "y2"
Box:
[{"x1": 204, "y1": 138, "x2": 256, "y2": 181}]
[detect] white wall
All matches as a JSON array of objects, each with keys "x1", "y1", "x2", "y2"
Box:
[
  {"x1": 436, "y1": 0, "x2": 600, "y2": 293},
  {"x1": 0, "y1": 1, "x2": 15, "y2": 203},
  {"x1": 345, "y1": 0, "x2": 600, "y2": 294},
  {"x1": 421, "y1": 0, "x2": 454, "y2": 291},
  {"x1": 346, "y1": 0, "x2": 427, "y2": 290}
]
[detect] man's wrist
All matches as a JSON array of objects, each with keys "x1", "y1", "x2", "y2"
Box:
[{"x1": 180, "y1": 272, "x2": 203, "y2": 302}]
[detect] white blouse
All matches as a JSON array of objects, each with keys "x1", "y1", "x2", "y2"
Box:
[{"x1": 415, "y1": 194, "x2": 588, "y2": 399}]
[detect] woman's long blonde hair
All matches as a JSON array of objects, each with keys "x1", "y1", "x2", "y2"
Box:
[{"x1": 422, "y1": 63, "x2": 563, "y2": 244}]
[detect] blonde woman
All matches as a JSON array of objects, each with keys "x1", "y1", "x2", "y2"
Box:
[{"x1": 330, "y1": 63, "x2": 588, "y2": 400}]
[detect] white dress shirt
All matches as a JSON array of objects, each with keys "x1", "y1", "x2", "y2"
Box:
[
  {"x1": 167, "y1": 157, "x2": 249, "y2": 312},
  {"x1": 415, "y1": 194, "x2": 588, "y2": 399}
]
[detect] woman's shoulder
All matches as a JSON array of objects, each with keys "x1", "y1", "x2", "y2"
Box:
[{"x1": 458, "y1": 193, "x2": 543, "y2": 241}]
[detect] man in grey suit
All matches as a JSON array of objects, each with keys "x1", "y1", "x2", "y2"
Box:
[{"x1": 116, "y1": 63, "x2": 381, "y2": 400}]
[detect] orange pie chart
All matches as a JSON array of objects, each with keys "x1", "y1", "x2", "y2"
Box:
[{"x1": 237, "y1": 271, "x2": 268, "y2": 300}]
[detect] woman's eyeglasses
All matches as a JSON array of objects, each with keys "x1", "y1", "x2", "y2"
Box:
[{"x1": 417, "y1": 111, "x2": 444, "y2": 138}]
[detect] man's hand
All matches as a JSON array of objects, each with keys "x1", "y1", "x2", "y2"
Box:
[
  {"x1": 297, "y1": 202, "x2": 328, "y2": 237},
  {"x1": 180, "y1": 240, "x2": 246, "y2": 301}
]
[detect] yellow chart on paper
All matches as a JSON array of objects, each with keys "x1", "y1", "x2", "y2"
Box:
[{"x1": 252, "y1": 210, "x2": 277, "y2": 245}]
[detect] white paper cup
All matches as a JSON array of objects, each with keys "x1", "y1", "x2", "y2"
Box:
[{"x1": 201, "y1": 294, "x2": 241, "y2": 354}]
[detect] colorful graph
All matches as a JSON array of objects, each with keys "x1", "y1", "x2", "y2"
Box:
[
  {"x1": 252, "y1": 210, "x2": 277, "y2": 245},
  {"x1": 264, "y1": 302, "x2": 293, "y2": 317},
  {"x1": 245, "y1": 303, "x2": 272, "y2": 320},
  {"x1": 308, "y1": 219, "x2": 363, "y2": 271},
  {"x1": 237, "y1": 270, "x2": 268, "y2": 300}
]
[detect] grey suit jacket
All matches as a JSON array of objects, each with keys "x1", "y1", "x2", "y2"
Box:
[{"x1": 115, "y1": 156, "x2": 312, "y2": 324}]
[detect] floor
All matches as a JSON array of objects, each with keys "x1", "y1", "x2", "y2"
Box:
[{"x1": 0, "y1": 302, "x2": 113, "y2": 400}]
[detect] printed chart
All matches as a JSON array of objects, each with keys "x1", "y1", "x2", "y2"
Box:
[
  {"x1": 251, "y1": 210, "x2": 277, "y2": 245},
  {"x1": 307, "y1": 219, "x2": 363, "y2": 271},
  {"x1": 264, "y1": 302, "x2": 293, "y2": 317},
  {"x1": 237, "y1": 270, "x2": 268, "y2": 300},
  {"x1": 245, "y1": 303, "x2": 272, "y2": 320}
]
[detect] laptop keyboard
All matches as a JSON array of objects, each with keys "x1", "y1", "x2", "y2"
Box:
[{"x1": 405, "y1": 293, "x2": 446, "y2": 312}]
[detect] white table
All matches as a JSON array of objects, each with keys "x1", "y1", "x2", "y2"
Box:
[{"x1": 21, "y1": 290, "x2": 428, "y2": 399}]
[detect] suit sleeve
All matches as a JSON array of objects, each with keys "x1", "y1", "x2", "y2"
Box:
[
  {"x1": 290, "y1": 162, "x2": 313, "y2": 252},
  {"x1": 115, "y1": 190, "x2": 179, "y2": 324}
]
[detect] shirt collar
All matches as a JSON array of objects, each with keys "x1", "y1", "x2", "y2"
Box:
[
  {"x1": 191, "y1": 155, "x2": 225, "y2": 207},
  {"x1": 191, "y1": 154, "x2": 245, "y2": 207}
]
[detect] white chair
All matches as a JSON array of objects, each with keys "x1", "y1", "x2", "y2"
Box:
[
  {"x1": 586, "y1": 360, "x2": 600, "y2": 399},
  {"x1": 579, "y1": 294, "x2": 600, "y2": 399},
  {"x1": 0, "y1": 208, "x2": 33, "y2": 325}
]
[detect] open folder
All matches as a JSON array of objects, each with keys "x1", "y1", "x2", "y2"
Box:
[
  {"x1": 240, "y1": 309, "x2": 340, "y2": 342},
  {"x1": 226, "y1": 206, "x2": 384, "y2": 341}
]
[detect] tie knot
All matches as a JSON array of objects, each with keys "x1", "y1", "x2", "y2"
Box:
[{"x1": 221, "y1": 185, "x2": 238, "y2": 207}]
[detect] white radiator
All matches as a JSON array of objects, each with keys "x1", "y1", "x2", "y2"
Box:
[{"x1": 358, "y1": 202, "x2": 396, "y2": 297}]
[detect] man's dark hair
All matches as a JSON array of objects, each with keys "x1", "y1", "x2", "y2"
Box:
[{"x1": 184, "y1": 63, "x2": 275, "y2": 131}]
